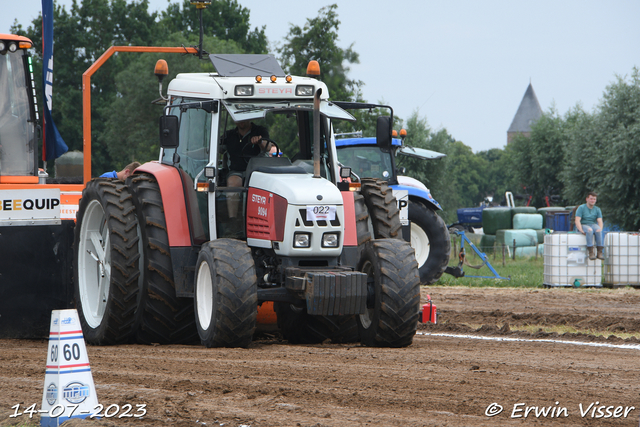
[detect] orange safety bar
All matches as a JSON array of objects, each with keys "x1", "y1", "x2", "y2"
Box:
[
  {"x1": 82, "y1": 46, "x2": 198, "y2": 184},
  {"x1": 0, "y1": 176, "x2": 39, "y2": 184}
]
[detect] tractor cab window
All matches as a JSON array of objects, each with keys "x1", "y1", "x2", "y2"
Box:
[
  {"x1": 161, "y1": 97, "x2": 212, "y2": 244},
  {"x1": 161, "y1": 97, "x2": 211, "y2": 182},
  {"x1": 335, "y1": 145, "x2": 394, "y2": 181},
  {"x1": 0, "y1": 49, "x2": 35, "y2": 176}
]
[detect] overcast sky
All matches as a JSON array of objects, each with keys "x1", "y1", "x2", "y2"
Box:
[{"x1": 3, "y1": 0, "x2": 639, "y2": 152}]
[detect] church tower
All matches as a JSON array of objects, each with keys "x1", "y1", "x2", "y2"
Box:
[{"x1": 507, "y1": 83, "x2": 542, "y2": 144}]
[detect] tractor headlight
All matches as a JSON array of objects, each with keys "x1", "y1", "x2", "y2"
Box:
[
  {"x1": 295, "y1": 85, "x2": 314, "y2": 96},
  {"x1": 293, "y1": 232, "x2": 311, "y2": 248},
  {"x1": 322, "y1": 233, "x2": 339, "y2": 248},
  {"x1": 234, "y1": 85, "x2": 253, "y2": 96}
]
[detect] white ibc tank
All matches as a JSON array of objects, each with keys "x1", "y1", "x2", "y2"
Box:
[
  {"x1": 543, "y1": 233, "x2": 602, "y2": 287},
  {"x1": 603, "y1": 232, "x2": 640, "y2": 286}
]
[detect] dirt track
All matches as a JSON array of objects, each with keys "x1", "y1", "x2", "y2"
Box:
[{"x1": 1, "y1": 286, "x2": 640, "y2": 427}]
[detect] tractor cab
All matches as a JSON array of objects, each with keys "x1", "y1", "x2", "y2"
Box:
[
  {"x1": 155, "y1": 54, "x2": 355, "y2": 247},
  {"x1": 0, "y1": 35, "x2": 39, "y2": 180}
]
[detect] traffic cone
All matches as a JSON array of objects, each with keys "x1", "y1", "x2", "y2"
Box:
[{"x1": 40, "y1": 309, "x2": 99, "y2": 427}]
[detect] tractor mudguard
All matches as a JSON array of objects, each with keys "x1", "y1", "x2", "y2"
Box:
[
  {"x1": 390, "y1": 183, "x2": 442, "y2": 211},
  {"x1": 135, "y1": 162, "x2": 192, "y2": 247}
]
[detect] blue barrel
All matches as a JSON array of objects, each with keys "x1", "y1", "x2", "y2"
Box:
[{"x1": 545, "y1": 211, "x2": 571, "y2": 231}]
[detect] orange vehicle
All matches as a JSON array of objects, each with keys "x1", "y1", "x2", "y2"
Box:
[{"x1": 0, "y1": 34, "x2": 82, "y2": 337}]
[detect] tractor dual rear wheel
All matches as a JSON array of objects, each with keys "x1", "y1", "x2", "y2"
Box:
[
  {"x1": 194, "y1": 239, "x2": 257, "y2": 348},
  {"x1": 357, "y1": 239, "x2": 421, "y2": 348},
  {"x1": 129, "y1": 173, "x2": 197, "y2": 345},
  {"x1": 73, "y1": 179, "x2": 140, "y2": 345}
]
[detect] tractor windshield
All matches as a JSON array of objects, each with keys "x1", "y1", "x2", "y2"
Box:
[
  {"x1": 0, "y1": 49, "x2": 36, "y2": 176},
  {"x1": 218, "y1": 100, "x2": 352, "y2": 185},
  {"x1": 335, "y1": 145, "x2": 394, "y2": 181}
]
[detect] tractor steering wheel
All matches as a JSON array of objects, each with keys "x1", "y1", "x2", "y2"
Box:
[{"x1": 240, "y1": 138, "x2": 280, "y2": 160}]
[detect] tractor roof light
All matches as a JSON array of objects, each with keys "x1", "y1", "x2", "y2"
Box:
[
  {"x1": 0, "y1": 41, "x2": 5, "y2": 52},
  {"x1": 154, "y1": 59, "x2": 168, "y2": 83},
  {"x1": 392, "y1": 130, "x2": 398, "y2": 137},
  {"x1": 255, "y1": 75, "x2": 262, "y2": 83},
  {"x1": 8, "y1": 42, "x2": 17, "y2": 53},
  {"x1": 306, "y1": 60, "x2": 320, "y2": 76},
  {"x1": 19, "y1": 41, "x2": 32, "y2": 49},
  {"x1": 400, "y1": 129, "x2": 407, "y2": 137},
  {"x1": 270, "y1": 75, "x2": 277, "y2": 83},
  {"x1": 285, "y1": 75, "x2": 292, "y2": 83}
]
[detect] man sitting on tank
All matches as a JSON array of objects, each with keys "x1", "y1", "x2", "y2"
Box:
[{"x1": 574, "y1": 191, "x2": 604, "y2": 260}]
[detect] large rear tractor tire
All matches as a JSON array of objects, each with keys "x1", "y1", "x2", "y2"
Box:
[
  {"x1": 357, "y1": 239, "x2": 421, "y2": 348},
  {"x1": 360, "y1": 178, "x2": 402, "y2": 239},
  {"x1": 409, "y1": 201, "x2": 451, "y2": 285},
  {"x1": 73, "y1": 179, "x2": 140, "y2": 345},
  {"x1": 129, "y1": 173, "x2": 198, "y2": 345},
  {"x1": 194, "y1": 239, "x2": 257, "y2": 348}
]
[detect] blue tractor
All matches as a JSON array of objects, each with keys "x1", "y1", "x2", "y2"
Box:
[{"x1": 335, "y1": 135, "x2": 451, "y2": 284}]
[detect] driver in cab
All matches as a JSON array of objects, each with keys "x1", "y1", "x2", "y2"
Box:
[{"x1": 223, "y1": 119, "x2": 270, "y2": 187}]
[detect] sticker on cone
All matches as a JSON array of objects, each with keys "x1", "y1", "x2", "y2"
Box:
[{"x1": 41, "y1": 309, "x2": 99, "y2": 427}]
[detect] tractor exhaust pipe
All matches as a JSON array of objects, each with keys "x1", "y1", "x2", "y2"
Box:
[{"x1": 313, "y1": 88, "x2": 322, "y2": 178}]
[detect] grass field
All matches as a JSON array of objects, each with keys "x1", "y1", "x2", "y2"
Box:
[{"x1": 436, "y1": 234, "x2": 545, "y2": 288}]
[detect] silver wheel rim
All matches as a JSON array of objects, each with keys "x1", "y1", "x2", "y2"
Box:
[
  {"x1": 359, "y1": 259, "x2": 374, "y2": 329},
  {"x1": 411, "y1": 222, "x2": 430, "y2": 268},
  {"x1": 78, "y1": 199, "x2": 111, "y2": 328},
  {"x1": 196, "y1": 260, "x2": 213, "y2": 331}
]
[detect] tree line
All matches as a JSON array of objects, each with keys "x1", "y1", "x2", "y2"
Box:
[{"x1": 11, "y1": 1, "x2": 640, "y2": 229}]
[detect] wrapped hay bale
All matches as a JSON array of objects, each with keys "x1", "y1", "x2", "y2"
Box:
[
  {"x1": 513, "y1": 213, "x2": 543, "y2": 230},
  {"x1": 515, "y1": 244, "x2": 544, "y2": 258},
  {"x1": 480, "y1": 234, "x2": 496, "y2": 253},
  {"x1": 503, "y1": 229, "x2": 538, "y2": 250},
  {"x1": 482, "y1": 207, "x2": 512, "y2": 235},
  {"x1": 511, "y1": 206, "x2": 537, "y2": 218}
]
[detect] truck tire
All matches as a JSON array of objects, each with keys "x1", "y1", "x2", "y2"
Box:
[
  {"x1": 274, "y1": 303, "x2": 359, "y2": 344},
  {"x1": 73, "y1": 179, "x2": 140, "y2": 345},
  {"x1": 360, "y1": 178, "x2": 402, "y2": 239},
  {"x1": 409, "y1": 201, "x2": 451, "y2": 284},
  {"x1": 194, "y1": 239, "x2": 257, "y2": 348},
  {"x1": 357, "y1": 239, "x2": 420, "y2": 347},
  {"x1": 129, "y1": 174, "x2": 197, "y2": 344}
]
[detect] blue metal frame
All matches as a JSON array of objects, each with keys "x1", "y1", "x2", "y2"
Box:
[{"x1": 451, "y1": 230, "x2": 510, "y2": 280}]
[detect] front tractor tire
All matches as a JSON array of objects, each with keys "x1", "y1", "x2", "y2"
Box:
[
  {"x1": 194, "y1": 239, "x2": 258, "y2": 348},
  {"x1": 409, "y1": 201, "x2": 451, "y2": 285},
  {"x1": 73, "y1": 179, "x2": 140, "y2": 345},
  {"x1": 357, "y1": 239, "x2": 421, "y2": 348}
]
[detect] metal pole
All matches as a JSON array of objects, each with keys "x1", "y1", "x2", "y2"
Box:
[
  {"x1": 513, "y1": 239, "x2": 516, "y2": 260},
  {"x1": 313, "y1": 88, "x2": 322, "y2": 178}
]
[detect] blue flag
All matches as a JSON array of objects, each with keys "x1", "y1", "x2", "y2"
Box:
[{"x1": 42, "y1": 0, "x2": 68, "y2": 161}]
